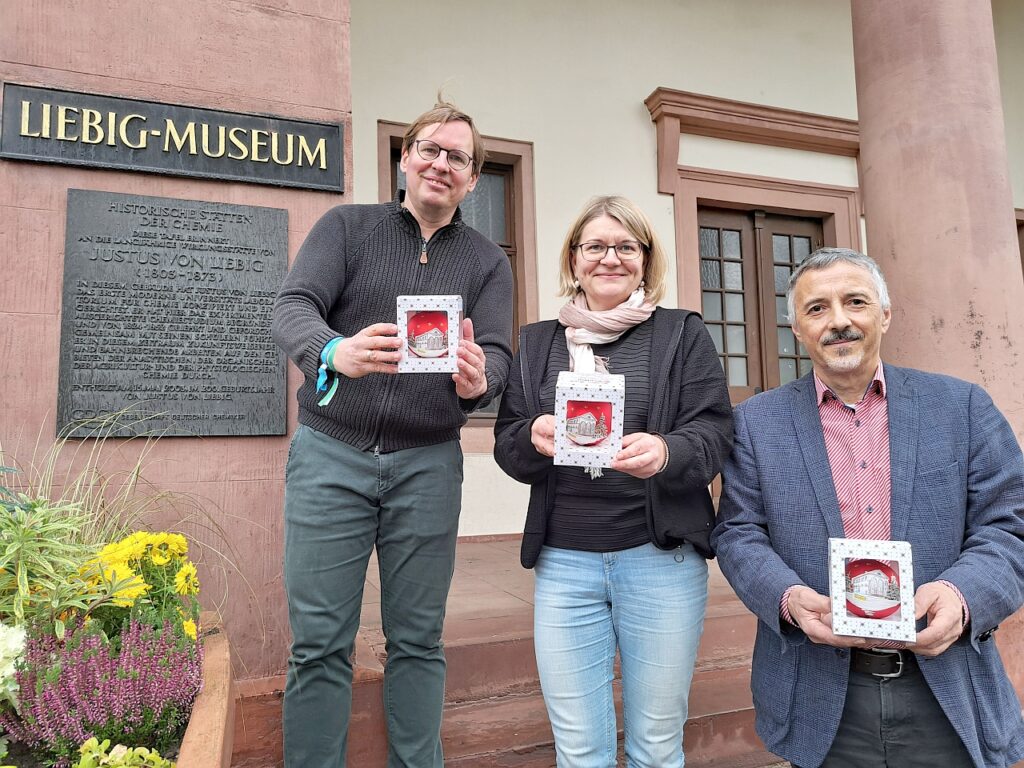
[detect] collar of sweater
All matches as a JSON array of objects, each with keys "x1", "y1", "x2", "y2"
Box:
[{"x1": 392, "y1": 190, "x2": 464, "y2": 239}]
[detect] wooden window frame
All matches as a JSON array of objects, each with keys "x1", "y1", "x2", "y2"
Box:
[
  {"x1": 646, "y1": 88, "x2": 862, "y2": 502},
  {"x1": 675, "y1": 168, "x2": 860, "y2": 312},
  {"x1": 376, "y1": 121, "x2": 538, "y2": 452},
  {"x1": 698, "y1": 208, "x2": 762, "y2": 401},
  {"x1": 644, "y1": 88, "x2": 862, "y2": 312},
  {"x1": 699, "y1": 208, "x2": 821, "y2": 402},
  {"x1": 757, "y1": 214, "x2": 821, "y2": 390}
]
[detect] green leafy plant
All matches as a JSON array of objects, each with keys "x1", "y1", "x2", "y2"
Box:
[
  {"x1": 1, "y1": 413, "x2": 171, "y2": 550},
  {"x1": 74, "y1": 737, "x2": 175, "y2": 768},
  {"x1": 0, "y1": 467, "x2": 25, "y2": 514},
  {"x1": 2, "y1": 411, "x2": 245, "y2": 627},
  {"x1": 0, "y1": 497, "x2": 109, "y2": 637},
  {"x1": 0, "y1": 412, "x2": 247, "y2": 765}
]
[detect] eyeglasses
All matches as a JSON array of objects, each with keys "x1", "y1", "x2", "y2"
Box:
[
  {"x1": 573, "y1": 240, "x2": 644, "y2": 261},
  {"x1": 413, "y1": 140, "x2": 473, "y2": 172}
]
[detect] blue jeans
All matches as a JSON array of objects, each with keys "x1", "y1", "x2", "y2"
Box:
[
  {"x1": 533, "y1": 543, "x2": 709, "y2": 768},
  {"x1": 282, "y1": 425, "x2": 463, "y2": 768}
]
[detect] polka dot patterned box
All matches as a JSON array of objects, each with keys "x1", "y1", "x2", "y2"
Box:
[
  {"x1": 829, "y1": 537, "x2": 916, "y2": 642},
  {"x1": 553, "y1": 371, "x2": 625, "y2": 470},
  {"x1": 396, "y1": 295, "x2": 463, "y2": 373}
]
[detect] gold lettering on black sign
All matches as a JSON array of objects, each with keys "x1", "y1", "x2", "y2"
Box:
[
  {"x1": 4, "y1": 84, "x2": 342, "y2": 190},
  {"x1": 19, "y1": 99, "x2": 328, "y2": 169}
]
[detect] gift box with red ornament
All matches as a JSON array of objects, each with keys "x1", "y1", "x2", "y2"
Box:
[
  {"x1": 829, "y1": 538, "x2": 916, "y2": 642},
  {"x1": 553, "y1": 371, "x2": 625, "y2": 470},
  {"x1": 397, "y1": 295, "x2": 463, "y2": 373}
]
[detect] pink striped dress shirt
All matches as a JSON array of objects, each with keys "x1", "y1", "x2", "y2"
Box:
[
  {"x1": 779, "y1": 364, "x2": 967, "y2": 637},
  {"x1": 815, "y1": 366, "x2": 892, "y2": 541}
]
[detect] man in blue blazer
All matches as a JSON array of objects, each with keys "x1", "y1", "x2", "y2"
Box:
[{"x1": 712, "y1": 248, "x2": 1024, "y2": 768}]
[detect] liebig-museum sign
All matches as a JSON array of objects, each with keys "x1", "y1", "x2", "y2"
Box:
[{"x1": 0, "y1": 83, "x2": 344, "y2": 191}]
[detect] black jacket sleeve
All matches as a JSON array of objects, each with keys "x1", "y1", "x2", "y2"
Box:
[
  {"x1": 654, "y1": 313, "x2": 734, "y2": 496},
  {"x1": 493, "y1": 342, "x2": 554, "y2": 486}
]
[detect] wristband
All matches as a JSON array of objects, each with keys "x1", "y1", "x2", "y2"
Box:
[{"x1": 316, "y1": 336, "x2": 345, "y2": 406}]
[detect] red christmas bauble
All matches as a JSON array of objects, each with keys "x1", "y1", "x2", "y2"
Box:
[
  {"x1": 845, "y1": 558, "x2": 901, "y2": 619},
  {"x1": 564, "y1": 399, "x2": 613, "y2": 446},
  {"x1": 407, "y1": 311, "x2": 449, "y2": 358}
]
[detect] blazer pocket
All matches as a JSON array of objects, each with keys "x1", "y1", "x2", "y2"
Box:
[
  {"x1": 916, "y1": 459, "x2": 963, "y2": 482},
  {"x1": 914, "y1": 460, "x2": 966, "y2": 508},
  {"x1": 967, "y1": 642, "x2": 1020, "y2": 752},
  {"x1": 750, "y1": 632, "x2": 798, "y2": 727}
]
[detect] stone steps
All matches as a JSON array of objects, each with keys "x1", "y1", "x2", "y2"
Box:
[{"x1": 231, "y1": 543, "x2": 782, "y2": 768}]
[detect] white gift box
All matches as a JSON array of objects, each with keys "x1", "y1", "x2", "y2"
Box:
[
  {"x1": 553, "y1": 371, "x2": 625, "y2": 470},
  {"x1": 828, "y1": 538, "x2": 916, "y2": 642},
  {"x1": 397, "y1": 295, "x2": 463, "y2": 373}
]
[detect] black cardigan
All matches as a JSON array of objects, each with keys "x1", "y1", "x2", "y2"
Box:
[{"x1": 493, "y1": 309, "x2": 734, "y2": 568}]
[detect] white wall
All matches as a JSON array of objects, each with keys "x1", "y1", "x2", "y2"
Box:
[
  {"x1": 678, "y1": 135, "x2": 859, "y2": 188},
  {"x1": 994, "y1": 0, "x2": 1024, "y2": 209},
  {"x1": 352, "y1": 0, "x2": 857, "y2": 315},
  {"x1": 350, "y1": 0, "x2": 858, "y2": 535}
]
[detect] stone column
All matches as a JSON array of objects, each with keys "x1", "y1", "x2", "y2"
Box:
[
  {"x1": 852, "y1": 0, "x2": 1024, "y2": 435},
  {"x1": 852, "y1": 0, "x2": 1024, "y2": 695}
]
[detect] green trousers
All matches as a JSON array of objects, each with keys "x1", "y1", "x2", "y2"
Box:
[{"x1": 282, "y1": 425, "x2": 463, "y2": 768}]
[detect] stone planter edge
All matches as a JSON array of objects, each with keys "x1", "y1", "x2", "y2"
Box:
[{"x1": 177, "y1": 611, "x2": 235, "y2": 768}]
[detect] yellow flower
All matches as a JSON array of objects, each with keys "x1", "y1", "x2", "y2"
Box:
[
  {"x1": 174, "y1": 561, "x2": 199, "y2": 596},
  {"x1": 182, "y1": 618, "x2": 197, "y2": 641},
  {"x1": 143, "y1": 532, "x2": 170, "y2": 565},
  {"x1": 146, "y1": 532, "x2": 186, "y2": 566},
  {"x1": 95, "y1": 532, "x2": 148, "y2": 567},
  {"x1": 150, "y1": 550, "x2": 171, "y2": 566},
  {"x1": 165, "y1": 533, "x2": 188, "y2": 556},
  {"x1": 104, "y1": 563, "x2": 150, "y2": 607}
]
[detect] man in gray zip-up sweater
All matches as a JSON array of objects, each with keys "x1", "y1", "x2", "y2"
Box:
[{"x1": 271, "y1": 98, "x2": 513, "y2": 768}]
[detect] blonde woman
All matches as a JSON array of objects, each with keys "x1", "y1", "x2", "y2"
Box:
[{"x1": 494, "y1": 196, "x2": 732, "y2": 766}]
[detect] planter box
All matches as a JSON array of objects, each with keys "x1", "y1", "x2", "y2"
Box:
[{"x1": 178, "y1": 611, "x2": 236, "y2": 768}]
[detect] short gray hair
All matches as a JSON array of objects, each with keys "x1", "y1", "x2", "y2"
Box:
[{"x1": 786, "y1": 247, "x2": 890, "y2": 323}]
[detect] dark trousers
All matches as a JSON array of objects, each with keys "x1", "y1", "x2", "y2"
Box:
[
  {"x1": 798, "y1": 652, "x2": 974, "y2": 768},
  {"x1": 282, "y1": 425, "x2": 463, "y2": 768}
]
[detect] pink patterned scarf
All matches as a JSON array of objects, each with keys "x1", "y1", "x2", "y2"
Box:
[{"x1": 558, "y1": 287, "x2": 656, "y2": 373}]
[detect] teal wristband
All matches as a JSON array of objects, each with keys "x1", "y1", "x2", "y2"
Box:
[{"x1": 316, "y1": 336, "x2": 345, "y2": 406}]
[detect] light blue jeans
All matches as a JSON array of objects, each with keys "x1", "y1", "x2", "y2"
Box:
[{"x1": 534, "y1": 543, "x2": 708, "y2": 768}]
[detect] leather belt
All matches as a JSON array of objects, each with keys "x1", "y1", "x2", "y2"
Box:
[{"x1": 850, "y1": 648, "x2": 913, "y2": 678}]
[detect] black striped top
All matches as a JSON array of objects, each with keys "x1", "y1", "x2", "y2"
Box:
[{"x1": 541, "y1": 322, "x2": 652, "y2": 552}]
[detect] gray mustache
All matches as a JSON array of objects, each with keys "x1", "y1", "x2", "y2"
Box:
[{"x1": 822, "y1": 328, "x2": 864, "y2": 344}]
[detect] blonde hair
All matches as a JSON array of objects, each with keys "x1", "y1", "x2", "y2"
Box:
[
  {"x1": 401, "y1": 93, "x2": 485, "y2": 174},
  {"x1": 557, "y1": 196, "x2": 667, "y2": 305}
]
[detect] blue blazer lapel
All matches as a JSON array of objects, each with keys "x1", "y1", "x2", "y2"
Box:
[
  {"x1": 791, "y1": 375, "x2": 846, "y2": 538},
  {"x1": 884, "y1": 365, "x2": 918, "y2": 542}
]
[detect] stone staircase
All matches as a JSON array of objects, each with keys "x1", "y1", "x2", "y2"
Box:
[{"x1": 231, "y1": 539, "x2": 783, "y2": 767}]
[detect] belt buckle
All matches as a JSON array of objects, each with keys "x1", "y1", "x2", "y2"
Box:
[{"x1": 870, "y1": 648, "x2": 904, "y2": 679}]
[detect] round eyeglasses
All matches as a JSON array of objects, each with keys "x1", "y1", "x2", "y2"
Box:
[
  {"x1": 573, "y1": 240, "x2": 644, "y2": 261},
  {"x1": 413, "y1": 139, "x2": 473, "y2": 172}
]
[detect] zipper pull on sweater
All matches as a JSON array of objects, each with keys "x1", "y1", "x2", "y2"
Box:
[{"x1": 419, "y1": 238, "x2": 428, "y2": 265}]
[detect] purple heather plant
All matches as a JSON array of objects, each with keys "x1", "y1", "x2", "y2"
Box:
[{"x1": 0, "y1": 618, "x2": 202, "y2": 767}]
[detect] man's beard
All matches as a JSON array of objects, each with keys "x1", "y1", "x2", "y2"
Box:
[{"x1": 821, "y1": 328, "x2": 864, "y2": 372}]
